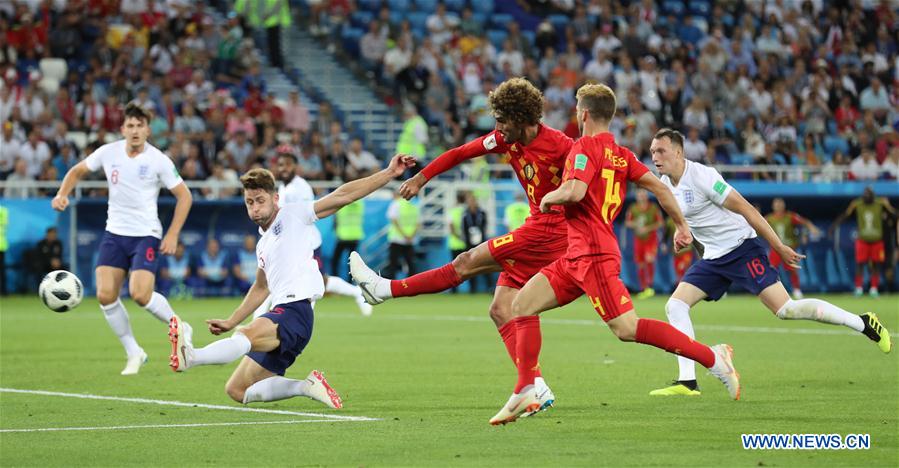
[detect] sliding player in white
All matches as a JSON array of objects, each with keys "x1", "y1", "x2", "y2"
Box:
[
  {"x1": 251, "y1": 146, "x2": 371, "y2": 318},
  {"x1": 53, "y1": 103, "x2": 193, "y2": 375},
  {"x1": 168, "y1": 155, "x2": 414, "y2": 408},
  {"x1": 648, "y1": 129, "x2": 892, "y2": 396}
]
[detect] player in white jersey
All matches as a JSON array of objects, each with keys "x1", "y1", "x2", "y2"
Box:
[
  {"x1": 647, "y1": 128, "x2": 892, "y2": 396},
  {"x1": 53, "y1": 103, "x2": 193, "y2": 375},
  {"x1": 167, "y1": 155, "x2": 415, "y2": 408},
  {"x1": 249, "y1": 147, "x2": 371, "y2": 318}
]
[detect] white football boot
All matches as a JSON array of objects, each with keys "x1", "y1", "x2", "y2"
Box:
[
  {"x1": 708, "y1": 344, "x2": 741, "y2": 400},
  {"x1": 120, "y1": 350, "x2": 148, "y2": 376},
  {"x1": 489, "y1": 385, "x2": 541, "y2": 425},
  {"x1": 168, "y1": 315, "x2": 194, "y2": 372},
  {"x1": 305, "y1": 370, "x2": 344, "y2": 409},
  {"x1": 348, "y1": 251, "x2": 391, "y2": 305}
]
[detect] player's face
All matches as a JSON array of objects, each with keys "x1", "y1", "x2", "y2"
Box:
[
  {"x1": 650, "y1": 137, "x2": 681, "y2": 176},
  {"x1": 636, "y1": 190, "x2": 648, "y2": 205},
  {"x1": 244, "y1": 189, "x2": 278, "y2": 228},
  {"x1": 121, "y1": 117, "x2": 150, "y2": 148},
  {"x1": 494, "y1": 118, "x2": 525, "y2": 144},
  {"x1": 772, "y1": 198, "x2": 785, "y2": 213},
  {"x1": 276, "y1": 156, "x2": 296, "y2": 183}
]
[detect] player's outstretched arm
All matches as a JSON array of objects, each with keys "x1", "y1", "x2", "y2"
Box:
[
  {"x1": 724, "y1": 189, "x2": 804, "y2": 268},
  {"x1": 636, "y1": 173, "x2": 692, "y2": 251},
  {"x1": 208, "y1": 268, "x2": 269, "y2": 335},
  {"x1": 161, "y1": 183, "x2": 193, "y2": 255},
  {"x1": 828, "y1": 200, "x2": 858, "y2": 236},
  {"x1": 314, "y1": 155, "x2": 416, "y2": 219},
  {"x1": 539, "y1": 179, "x2": 588, "y2": 212},
  {"x1": 52, "y1": 161, "x2": 92, "y2": 211},
  {"x1": 399, "y1": 133, "x2": 499, "y2": 200}
]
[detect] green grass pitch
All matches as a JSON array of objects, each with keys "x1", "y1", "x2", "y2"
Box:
[{"x1": 1, "y1": 293, "x2": 897, "y2": 466}]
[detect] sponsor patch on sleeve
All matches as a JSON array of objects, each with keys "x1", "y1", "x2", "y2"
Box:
[
  {"x1": 483, "y1": 134, "x2": 497, "y2": 150},
  {"x1": 574, "y1": 153, "x2": 588, "y2": 170},
  {"x1": 713, "y1": 180, "x2": 727, "y2": 195}
]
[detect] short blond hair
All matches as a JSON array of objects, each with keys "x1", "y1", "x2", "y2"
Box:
[
  {"x1": 239, "y1": 168, "x2": 276, "y2": 193},
  {"x1": 576, "y1": 83, "x2": 617, "y2": 123}
]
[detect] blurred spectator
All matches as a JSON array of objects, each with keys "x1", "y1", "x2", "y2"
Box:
[
  {"x1": 0, "y1": 122, "x2": 21, "y2": 178},
  {"x1": 384, "y1": 36, "x2": 413, "y2": 83},
  {"x1": 883, "y1": 147, "x2": 899, "y2": 179},
  {"x1": 52, "y1": 143, "x2": 78, "y2": 178},
  {"x1": 174, "y1": 104, "x2": 206, "y2": 138},
  {"x1": 395, "y1": 105, "x2": 428, "y2": 160},
  {"x1": 683, "y1": 127, "x2": 707, "y2": 163},
  {"x1": 386, "y1": 192, "x2": 420, "y2": 279},
  {"x1": 324, "y1": 139, "x2": 347, "y2": 181},
  {"x1": 297, "y1": 144, "x2": 325, "y2": 181},
  {"x1": 345, "y1": 138, "x2": 380, "y2": 180},
  {"x1": 584, "y1": 49, "x2": 613, "y2": 84},
  {"x1": 859, "y1": 77, "x2": 891, "y2": 121},
  {"x1": 4, "y1": 159, "x2": 36, "y2": 198},
  {"x1": 159, "y1": 241, "x2": 193, "y2": 298},
  {"x1": 34, "y1": 227, "x2": 64, "y2": 277},
  {"x1": 224, "y1": 130, "x2": 254, "y2": 170},
  {"x1": 426, "y1": 3, "x2": 459, "y2": 47},
  {"x1": 232, "y1": 234, "x2": 258, "y2": 293},
  {"x1": 849, "y1": 150, "x2": 882, "y2": 180},
  {"x1": 197, "y1": 238, "x2": 230, "y2": 294},
  {"x1": 360, "y1": 21, "x2": 387, "y2": 77},
  {"x1": 462, "y1": 193, "x2": 488, "y2": 293},
  {"x1": 203, "y1": 161, "x2": 239, "y2": 199},
  {"x1": 19, "y1": 130, "x2": 51, "y2": 178}
]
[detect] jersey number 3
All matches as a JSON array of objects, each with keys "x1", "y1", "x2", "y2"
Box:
[{"x1": 600, "y1": 169, "x2": 622, "y2": 222}]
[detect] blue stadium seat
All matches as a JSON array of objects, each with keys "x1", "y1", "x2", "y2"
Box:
[
  {"x1": 547, "y1": 14, "x2": 569, "y2": 33},
  {"x1": 471, "y1": 0, "x2": 493, "y2": 15},
  {"x1": 341, "y1": 26, "x2": 365, "y2": 56},
  {"x1": 823, "y1": 135, "x2": 848, "y2": 157},
  {"x1": 487, "y1": 29, "x2": 508, "y2": 50},
  {"x1": 408, "y1": 11, "x2": 429, "y2": 32},
  {"x1": 662, "y1": 0, "x2": 685, "y2": 16},
  {"x1": 443, "y1": 0, "x2": 466, "y2": 13},
  {"x1": 688, "y1": 0, "x2": 711, "y2": 17},
  {"x1": 357, "y1": 0, "x2": 381, "y2": 12},
  {"x1": 389, "y1": 10, "x2": 404, "y2": 25},
  {"x1": 471, "y1": 12, "x2": 486, "y2": 27},
  {"x1": 521, "y1": 30, "x2": 536, "y2": 46},
  {"x1": 414, "y1": 0, "x2": 438, "y2": 12},
  {"x1": 490, "y1": 13, "x2": 514, "y2": 30},
  {"x1": 351, "y1": 11, "x2": 374, "y2": 29},
  {"x1": 387, "y1": 0, "x2": 411, "y2": 10}
]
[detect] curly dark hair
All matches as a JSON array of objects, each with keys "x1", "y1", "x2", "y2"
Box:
[{"x1": 487, "y1": 78, "x2": 544, "y2": 125}]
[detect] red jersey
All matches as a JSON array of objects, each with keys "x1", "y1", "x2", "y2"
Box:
[
  {"x1": 562, "y1": 132, "x2": 648, "y2": 258},
  {"x1": 421, "y1": 125, "x2": 574, "y2": 222}
]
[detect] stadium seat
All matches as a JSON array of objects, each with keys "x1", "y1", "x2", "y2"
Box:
[
  {"x1": 39, "y1": 58, "x2": 68, "y2": 82},
  {"x1": 413, "y1": 0, "x2": 438, "y2": 13},
  {"x1": 443, "y1": 0, "x2": 466, "y2": 13},
  {"x1": 688, "y1": 0, "x2": 711, "y2": 17},
  {"x1": 547, "y1": 14, "x2": 570, "y2": 33},
  {"x1": 662, "y1": 0, "x2": 685, "y2": 15},
  {"x1": 387, "y1": 0, "x2": 411, "y2": 10},
  {"x1": 38, "y1": 77, "x2": 59, "y2": 95},
  {"x1": 357, "y1": 0, "x2": 381, "y2": 11},
  {"x1": 66, "y1": 131, "x2": 88, "y2": 150},
  {"x1": 823, "y1": 135, "x2": 849, "y2": 157},
  {"x1": 471, "y1": 0, "x2": 493, "y2": 15},
  {"x1": 486, "y1": 29, "x2": 508, "y2": 50},
  {"x1": 408, "y1": 11, "x2": 429, "y2": 32},
  {"x1": 351, "y1": 11, "x2": 374, "y2": 29},
  {"x1": 490, "y1": 13, "x2": 514, "y2": 30}
]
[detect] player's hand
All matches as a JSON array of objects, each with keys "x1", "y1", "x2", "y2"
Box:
[
  {"x1": 776, "y1": 244, "x2": 805, "y2": 269},
  {"x1": 160, "y1": 233, "x2": 178, "y2": 255},
  {"x1": 672, "y1": 226, "x2": 693, "y2": 252},
  {"x1": 387, "y1": 154, "x2": 417, "y2": 179},
  {"x1": 206, "y1": 318, "x2": 234, "y2": 335},
  {"x1": 51, "y1": 195, "x2": 69, "y2": 211},
  {"x1": 398, "y1": 171, "x2": 427, "y2": 200}
]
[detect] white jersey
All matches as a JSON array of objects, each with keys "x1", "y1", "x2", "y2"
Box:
[
  {"x1": 256, "y1": 202, "x2": 324, "y2": 304},
  {"x1": 278, "y1": 175, "x2": 322, "y2": 248},
  {"x1": 84, "y1": 140, "x2": 183, "y2": 238},
  {"x1": 660, "y1": 160, "x2": 756, "y2": 260}
]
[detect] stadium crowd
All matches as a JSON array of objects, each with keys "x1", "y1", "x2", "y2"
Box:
[{"x1": 2, "y1": 0, "x2": 899, "y2": 196}]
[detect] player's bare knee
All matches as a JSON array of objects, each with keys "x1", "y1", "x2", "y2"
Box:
[
  {"x1": 608, "y1": 318, "x2": 637, "y2": 342},
  {"x1": 130, "y1": 288, "x2": 152, "y2": 307},
  {"x1": 489, "y1": 300, "x2": 512, "y2": 326},
  {"x1": 96, "y1": 290, "x2": 118, "y2": 306},
  {"x1": 225, "y1": 381, "x2": 246, "y2": 403}
]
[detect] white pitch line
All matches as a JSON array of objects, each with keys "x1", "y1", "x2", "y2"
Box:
[
  {"x1": 0, "y1": 419, "x2": 352, "y2": 433},
  {"x1": 326, "y1": 312, "x2": 899, "y2": 337},
  {"x1": 0, "y1": 388, "x2": 379, "y2": 422}
]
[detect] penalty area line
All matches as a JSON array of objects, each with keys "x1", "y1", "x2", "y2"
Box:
[
  {"x1": 0, "y1": 419, "x2": 356, "y2": 433},
  {"x1": 0, "y1": 388, "x2": 380, "y2": 422}
]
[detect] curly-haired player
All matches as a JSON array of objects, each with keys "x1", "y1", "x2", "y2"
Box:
[{"x1": 349, "y1": 78, "x2": 573, "y2": 412}]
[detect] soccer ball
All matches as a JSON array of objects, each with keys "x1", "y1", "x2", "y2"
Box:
[{"x1": 39, "y1": 270, "x2": 84, "y2": 312}]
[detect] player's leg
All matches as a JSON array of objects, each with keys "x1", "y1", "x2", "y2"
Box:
[
  {"x1": 169, "y1": 315, "x2": 274, "y2": 372},
  {"x1": 761, "y1": 282, "x2": 891, "y2": 353},
  {"x1": 854, "y1": 239, "x2": 869, "y2": 296},
  {"x1": 125, "y1": 236, "x2": 174, "y2": 323},
  {"x1": 349, "y1": 240, "x2": 502, "y2": 304},
  {"x1": 97, "y1": 265, "x2": 147, "y2": 372},
  {"x1": 649, "y1": 281, "x2": 708, "y2": 396},
  {"x1": 229, "y1": 357, "x2": 343, "y2": 408},
  {"x1": 869, "y1": 240, "x2": 885, "y2": 296}
]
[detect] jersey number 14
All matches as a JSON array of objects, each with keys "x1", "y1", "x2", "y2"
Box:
[{"x1": 600, "y1": 169, "x2": 622, "y2": 222}]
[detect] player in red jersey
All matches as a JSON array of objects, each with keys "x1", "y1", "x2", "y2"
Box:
[
  {"x1": 349, "y1": 78, "x2": 572, "y2": 411},
  {"x1": 625, "y1": 189, "x2": 664, "y2": 298},
  {"x1": 489, "y1": 84, "x2": 741, "y2": 425}
]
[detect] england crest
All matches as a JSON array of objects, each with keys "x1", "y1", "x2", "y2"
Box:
[
  {"x1": 683, "y1": 189, "x2": 694, "y2": 205},
  {"x1": 139, "y1": 164, "x2": 149, "y2": 178},
  {"x1": 273, "y1": 221, "x2": 283, "y2": 236}
]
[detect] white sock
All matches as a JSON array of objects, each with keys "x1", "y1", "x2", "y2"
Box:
[
  {"x1": 191, "y1": 333, "x2": 252, "y2": 366},
  {"x1": 242, "y1": 376, "x2": 309, "y2": 404},
  {"x1": 253, "y1": 295, "x2": 273, "y2": 320},
  {"x1": 101, "y1": 300, "x2": 142, "y2": 358},
  {"x1": 326, "y1": 276, "x2": 363, "y2": 299},
  {"x1": 776, "y1": 299, "x2": 865, "y2": 332},
  {"x1": 665, "y1": 298, "x2": 697, "y2": 382},
  {"x1": 534, "y1": 376, "x2": 546, "y2": 389},
  {"x1": 143, "y1": 291, "x2": 174, "y2": 323}
]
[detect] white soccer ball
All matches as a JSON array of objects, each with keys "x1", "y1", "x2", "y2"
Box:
[{"x1": 39, "y1": 270, "x2": 84, "y2": 312}]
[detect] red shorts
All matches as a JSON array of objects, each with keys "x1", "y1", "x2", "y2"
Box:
[
  {"x1": 488, "y1": 218, "x2": 568, "y2": 289},
  {"x1": 633, "y1": 235, "x2": 658, "y2": 263},
  {"x1": 768, "y1": 248, "x2": 797, "y2": 271},
  {"x1": 541, "y1": 255, "x2": 633, "y2": 323},
  {"x1": 855, "y1": 239, "x2": 885, "y2": 263},
  {"x1": 673, "y1": 250, "x2": 693, "y2": 280}
]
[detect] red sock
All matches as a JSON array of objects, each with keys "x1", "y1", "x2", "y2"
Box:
[
  {"x1": 390, "y1": 263, "x2": 462, "y2": 297},
  {"x1": 499, "y1": 321, "x2": 541, "y2": 377},
  {"x1": 789, "y1": 269, "x2": 800, "y2": 289},
  {"x1": 871, "y1": 271, "x2": 879, "y2": 289},
  {"x1": 635, "y1": 318, "x2": 715, "y2": 368},
  {"x1": 513, "y1": 316, "x2": 542, "y2": 393},
  {"x1": 637, "y1": 264, "x2": 647, "y2": 290},
  {"x1": 647, "y1": 262, "x2": 655, "y2": 288},
  {"x1": 855, "y1": 274, "x2": 863, "y2": 289}
]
